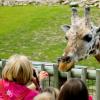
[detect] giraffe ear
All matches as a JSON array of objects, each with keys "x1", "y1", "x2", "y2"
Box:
[
  {"x1": 61, "y1": 25, "x2": 70, "y2": 33},
  {"x1": 96, "y1": 27, "x2": 100, "y2": 33}
]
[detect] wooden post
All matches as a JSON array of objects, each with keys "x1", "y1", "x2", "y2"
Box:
[
  {"x1": 67, "y1": 71, "x2": 71, "y2": 80},
  {"x1": 96, "y1": 69, "x2": 100, "y2": 100},
  {"x1": 81, "y1": 67, "x2": 87, "y2": 84},
  {"x1": 41, "y1": 64, "x2": 46, "y2": 89},
  {"x1": 2, "y1": 59, "x2": 6, "y2": 68},
  {"x1": 53, "y1": 64, "x2": 60, "y2": 88},
  {"x1": 0, "y1": 59, "x2": 6, "y2": 78}
]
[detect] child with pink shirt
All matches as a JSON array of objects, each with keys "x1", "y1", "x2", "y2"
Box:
[{"x1": 0, "y1": 54, "x2": 39, "y2": 100}]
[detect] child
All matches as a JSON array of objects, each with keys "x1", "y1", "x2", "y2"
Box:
[
  {"x1": 0, "y1": 54, "x2": 39, "y2": 99},
  {"x1": 42, "y1": 87, "x2": 59, "y2": 100},
  {"x1": 58, "y1": 78, "x2": 91, "y2": 100},
  {"x1": 34, "y1": 92, "x2": 55, "y2": 100}
]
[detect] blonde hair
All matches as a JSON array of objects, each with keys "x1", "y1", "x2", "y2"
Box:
[
  {"x1": 42, "y1": 87, "x2": 59, "y2": 100},
  {"x1": 2, "y1": 54, "x2": 33, "y2": 85},
  {"x1": 34, "y1": 92, "x2": 55, "y2": 100}
]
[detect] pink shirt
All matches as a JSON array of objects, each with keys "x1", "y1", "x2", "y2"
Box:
[
  {"x1": 89, "y1": 95, "x2": 93, "y2": 100},
  {"x1": 0, "y1": 80, "x2": 39, "y2": 100}
]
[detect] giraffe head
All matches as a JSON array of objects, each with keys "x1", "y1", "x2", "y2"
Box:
[{"x1": 58, "y1": 6, "x2": 100, "y2": 72}]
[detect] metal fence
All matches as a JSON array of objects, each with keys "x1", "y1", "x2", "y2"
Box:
[{"x1": 0, "y1": 59, "x2": 100, "y2": 100}]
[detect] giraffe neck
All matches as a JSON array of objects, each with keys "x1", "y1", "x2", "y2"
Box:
[{"x1": 89, "y1": 35, "x2": 100, "y2": 56}]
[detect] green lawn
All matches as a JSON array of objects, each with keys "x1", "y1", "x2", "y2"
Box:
[{"x1": 0, "y1": 5, "x2": 100, "y2": 68}]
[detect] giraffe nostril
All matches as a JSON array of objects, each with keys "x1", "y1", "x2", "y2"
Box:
[
  {"x1": 61, "y1": 56, "x2": 66, "y2": 62},
  {"x1": 65, "y1": 56, "x2": 72, "y2": 63},
  {"x1": 57, "y1": 57, "x2": 61, "y2": 62},
  {"x1": 61, "y1": 56, "x2": 72, "y2": 63}
]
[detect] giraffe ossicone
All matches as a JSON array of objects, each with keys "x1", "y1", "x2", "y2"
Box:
[{"x1": 58, "y1": 6, "x2": 100, "y2": 72}]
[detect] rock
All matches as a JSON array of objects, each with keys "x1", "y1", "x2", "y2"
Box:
[
  {"x1": 33, "y1": 0, "x2": 61, "y2": 5},
  {"x1": 0, "y1": 0, "x2": 99, "y2": 7},
  {"x1": 62, "y1": 0, "x2": 69, "y2": 5},
  {"x1": 69, "y1": 1, "x2": 79, "y2": 7}
]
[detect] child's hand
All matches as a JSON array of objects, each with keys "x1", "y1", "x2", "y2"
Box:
[{"x1": 38, "y1": 71, "x2": 49, "y2": 81}]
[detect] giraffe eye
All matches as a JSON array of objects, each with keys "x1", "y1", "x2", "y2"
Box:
[{"x1": 83, "y1": 34, "x2": 92, "y2": 42}]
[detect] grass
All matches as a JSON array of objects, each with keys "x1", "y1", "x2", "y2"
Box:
[{"x1": 0, "y1": 5, "x2": 100, "y2": 68}]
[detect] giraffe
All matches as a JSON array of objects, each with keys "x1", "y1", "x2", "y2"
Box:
[{"x1": 58, "y1": 6, "x2": 100, "y2": 72}]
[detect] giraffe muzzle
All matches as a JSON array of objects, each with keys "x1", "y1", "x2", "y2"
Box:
[{"x1": 58, "y1": 56, "x2": 75, "y2": 72}]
